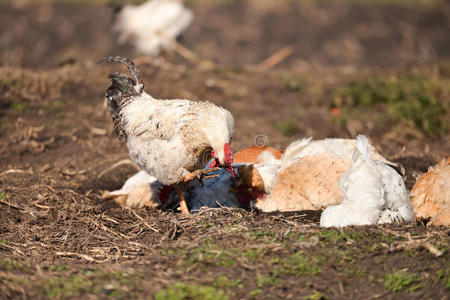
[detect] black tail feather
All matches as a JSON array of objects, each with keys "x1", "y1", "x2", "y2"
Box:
[{"x1": 98, "y1": 57, "x2": 144, "y2": 141}]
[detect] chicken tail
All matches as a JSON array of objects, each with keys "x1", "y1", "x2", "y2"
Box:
[
  {"x1": 98, "y1": 56, "x2": 142, "y2": 85},
  {"x1": 354, "y1": 135, "x2": 371, "y2": 160},
  {"x1": 98, "y1": 56, "x2": 144, "y2": 141}
]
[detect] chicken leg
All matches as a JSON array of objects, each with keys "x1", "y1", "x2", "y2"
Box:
[
  {"x1": 176, "y1": 168, "x2": 221, "y2": 215},
  {"x1": 176, "y1": 189, "x2": 190, "y2": 215}
]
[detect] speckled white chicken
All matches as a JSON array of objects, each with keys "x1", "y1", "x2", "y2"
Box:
[
  {"x1": 320, "y1": 135, "x2": 414, "y2": 227},
  {"x1": 114, "y1": 0, "x2": 193, "y2": 56},
  {"x1": 98, "y1": 56, "x2": 234, "y2": 214}
]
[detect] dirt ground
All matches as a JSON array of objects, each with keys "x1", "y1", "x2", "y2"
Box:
[{"x1": 0, "y1": 0, "x2": 449, "y2": 299}]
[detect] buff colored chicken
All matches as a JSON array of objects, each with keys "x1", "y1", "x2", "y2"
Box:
[
  {"x1": 410, "y1": 157, "x2": 450, "y2": 226},
  {"x1": 114, "y1": 0, "x2": 193, "y2": 56},
  {"x1": 98, "y1": 56, "x2": 234, "y2": 214},
  {"x1": 255, "y1": 136, "x2": 400, "y2": 213}
]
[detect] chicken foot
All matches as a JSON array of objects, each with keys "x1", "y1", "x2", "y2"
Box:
[
  {"x1": 175, "y1": 168, "x2": 221, "y2": 215},
  {"x1": 183, "y1": 167, "x2": 220, "y2": 186}
]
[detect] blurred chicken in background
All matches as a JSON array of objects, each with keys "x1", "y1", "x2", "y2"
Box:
[{"x1": 113, "y1": 0, "x2": 193, "y2": 56}]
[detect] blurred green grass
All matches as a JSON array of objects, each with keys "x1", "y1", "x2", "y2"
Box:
[{"x1": 332, "y1": 73, "x2": 450, "y2": 136}]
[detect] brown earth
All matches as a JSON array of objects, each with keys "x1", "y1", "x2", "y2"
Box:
[{"x1": 0, "y1": 1, "x2": 449, "y2": 299}]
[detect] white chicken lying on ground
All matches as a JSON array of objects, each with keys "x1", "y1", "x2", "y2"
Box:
[
  {"x1": 320, "y1": 135, "x2": 414, "y2": 227},
  {"x1": 410, "y1": 157, "x2": 450, "y2": 226},
  {"x1": 114, "y1": 0, "x2": 193, "y2": 56},
  {"x1": 98, "y1": 56, "x2": 234, "y2": 214},
  {"x1": 255, "y1": 137, "x2": 400, "y2": 212}
]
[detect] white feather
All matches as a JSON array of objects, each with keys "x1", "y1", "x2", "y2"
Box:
[
  {"x1": 320, "y1": 135, "x2": 413, "y2": 227},
  {"x1": 105, "y1": 170, "x2": 164, "y2": 208},
  {"x1": 258, "y1": 151, "x2": 281, "y2": 165},
  {"x1": 280, "y1": 137, "x2": 390, "y2": 167}
]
